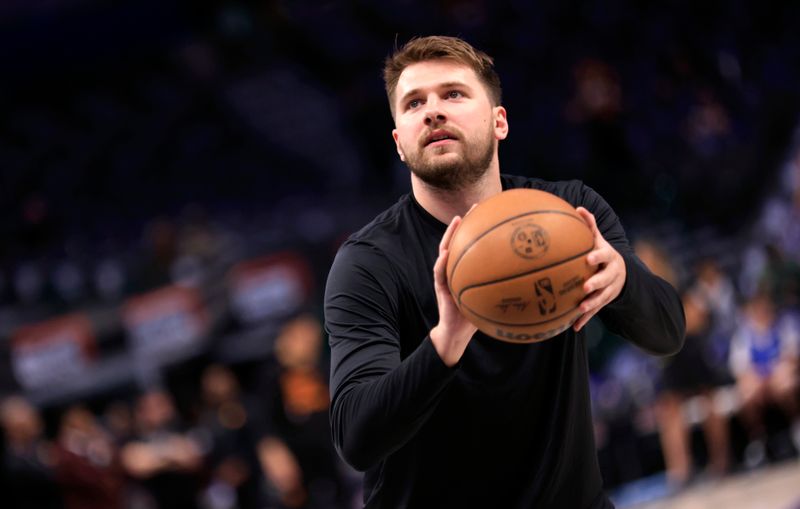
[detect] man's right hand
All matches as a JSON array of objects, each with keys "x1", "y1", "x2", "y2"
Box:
[{"x1": 430, "y1": 215, "x2": 477, "y2": 367}]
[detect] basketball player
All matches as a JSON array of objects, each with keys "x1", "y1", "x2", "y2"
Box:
[{"x1": 324, "y1": 36, "x2": 685, "y2": 508}]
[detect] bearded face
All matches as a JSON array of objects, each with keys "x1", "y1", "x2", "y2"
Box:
[
  {"x1": 400, "y1": 120, "x2": 496, "y2": 191},
  {"x1": 391, "y1": 60, "x2": 507, "y2": 193}
]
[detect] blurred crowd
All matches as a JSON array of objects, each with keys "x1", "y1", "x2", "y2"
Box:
[
  {"x1": 591, "y1": 145, "x2": 800, "y2": 492},
  {"x1": 1, "y1": 314, "x2": 360, "y2": 509}
]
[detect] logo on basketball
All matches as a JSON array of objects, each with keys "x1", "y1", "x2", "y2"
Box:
[
  {"x1": 495, "y1": 297, "x2": 530, "y2": 314},
  {"x1": 511, "y1": 224, "x2": 549, "y2": 259},
  {"x1": 535, "y1": 277, "x2": 556, "y2": 315}
]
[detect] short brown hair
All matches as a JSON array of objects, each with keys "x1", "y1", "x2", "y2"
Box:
[{"x1": 383, "y1": 35, "x2": 502, "y2": 117}]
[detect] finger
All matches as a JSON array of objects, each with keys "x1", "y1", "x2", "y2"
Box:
[
  {"x1": 440, "y1": 215, "x2": 462, "y2": 252},
  {"x1": 587, "y1": 237, "x2": 618, "y2": 262},
  {"x1": 573, "y1": 313, "x2": 587, "y2": 331},
  {"x1": 433, "y1": 248, "x2": 448, "y2": 287},
  {"x1": 576, "y1": 208, "x2": 607, "y2": 268},
  {"x1": 574, "y1": 287, "x2": 611, "y2": 330},
  {"x1": 573, "y1": 308, "x2": 597, "y2": 331},
  {"x1": 583, "y1": 266, "x2": 614, "y2": 294},
  {"x1": 578, "y1": 289, "x2": 599, "y2": 314},
  {"x1": 579, "y1": 287, "x2": 612, "y2": 314},
  {"x1": 575, "y1": 207, "x2": 599, "y2": 236},
  {"x1": 433, "y1": 250, "x2": 459, "y2": 308}
]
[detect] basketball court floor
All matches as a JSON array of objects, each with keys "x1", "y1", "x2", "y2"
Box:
[{"x1": 619, "y1": 460, "x2": 800, "y2": 509}]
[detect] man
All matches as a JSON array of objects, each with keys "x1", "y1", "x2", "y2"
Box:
[{"x1": 324, "y1": 36, "x2": 685, "y2": 508}]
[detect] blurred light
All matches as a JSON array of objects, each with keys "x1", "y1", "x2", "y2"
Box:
[
  {"x1": 95, "y1": 259, "x2": 125, "y2": 300},
  {"x1": 717, "y1": 51, "x2": 742, "y2": 83},
  {"x1": 14, "y1": 263, "x2": 44, "y2": 304},
  {"x1": 53, "y1": 261, "x2": 84, "y2": 303}
]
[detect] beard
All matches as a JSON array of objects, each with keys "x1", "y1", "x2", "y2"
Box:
[{"x1": 403, "y1": 125, "x2": 496, "y2": 192}]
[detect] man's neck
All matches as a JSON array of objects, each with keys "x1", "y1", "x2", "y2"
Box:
[{"x1": 411, "y1": 167, "x2": 503, "y2": 224}]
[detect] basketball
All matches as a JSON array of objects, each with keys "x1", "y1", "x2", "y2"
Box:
[{"x1": 446, "y1": 188, "x2": 597, "y2": 343}]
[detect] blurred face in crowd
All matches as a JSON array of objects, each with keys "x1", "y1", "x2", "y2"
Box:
[
  {"x1": 682, "y1": 294, "x2": 709, "y2": 335},
  {"x1": 275, "y1": 315, "x2": 323, "y2": 370},
  {"x1": 136, "y1": 390, "x2": 176, "y2": 432},
  {"x1": 60, "y1": 406, "x2": 95, "y2": 434},
  {"x1": 202, "y1": 364, "x2": 240, "y2": 406},
  {"x1": 0, "y1": 396, "x2": 43, "y2": 444},
  {"x1": 391, "y1": 59, "x2": 508, "y2": 191},
  {"x1": 59, "y1": 406, "x2": 108, "y2": 448},
  {"x1": 746, "y1": 294, "x2": 775, "y2": 331},
  {"x1": 697, "y1": 259, "x2": 721, "y2": 285},
  {"x1": 633, "y1": 239, "x2": 677, "y2": 287},
  {"x1": 104, "y1": 401, "x2": 133, "y2": 440}
]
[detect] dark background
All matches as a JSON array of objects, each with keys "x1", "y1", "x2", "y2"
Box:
[{"x1": 2, "y1": 0, "x2": 799, "y2": 255}]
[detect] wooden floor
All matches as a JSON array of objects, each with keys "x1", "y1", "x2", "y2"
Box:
[{"x1": 626, "y1": 461, "x2": 800, "y2": 509}]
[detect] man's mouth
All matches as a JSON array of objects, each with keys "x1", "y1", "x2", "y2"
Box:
[{"x1": 424, "y1": 130, "x2": 458, "y2": 147}]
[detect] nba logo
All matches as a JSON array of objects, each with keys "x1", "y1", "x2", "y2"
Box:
[{"x1": 535, "y1": 278, "x2": 556, "y2": 315}]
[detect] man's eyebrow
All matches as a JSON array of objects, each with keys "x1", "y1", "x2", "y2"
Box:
[{"x1": 398, "y1": 81, "x2": 471, "y2": 104}]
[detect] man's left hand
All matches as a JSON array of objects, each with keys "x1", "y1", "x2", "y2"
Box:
[{"x1": 573, "y1": 207, "x2": 626, "y2": 332}]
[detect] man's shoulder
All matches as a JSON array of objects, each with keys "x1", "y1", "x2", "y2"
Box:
[
  {"x1": 334, "y1": 194, "x2": 416, "y2": 264},
  {"x1": 501, "y1": 174, "x2": 588, "y2": 205},
  {"x1": 346, "y1": 194, "x2": 413, "y2": 244},
  {"x1": 326, "y1": 194, "x2": 419, "y2": 292}
]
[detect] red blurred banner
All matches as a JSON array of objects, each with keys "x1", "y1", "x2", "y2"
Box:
[
  {"x1": 11, "y1": 313, "x2": 96, "y2": 390},
  {"x1": 122, "y1": 285, "x2": 208, "y2": 359},
  {"x1": 227, "y1": 251, "x2": 313, "y2": 325}
]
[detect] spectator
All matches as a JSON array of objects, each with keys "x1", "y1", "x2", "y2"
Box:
[
  {"x1": 684, "y1": 90, "x2": 733, "y2": 159},
  {"x1": 729, "y1": 292, "x2": 800, "y2": 465},
  {"x1": 759, "y1": 244, "x2": 800, "y2": 310},
  {"x1": 53, "y1": 405, "x2": 125, "y2": 509},
  {"x1": 197, "y1": 364, "x2": 267, "y2": 509},
  {"x1": 761, "y1": 153, "x2": 800, "y2": 260},
  {"x1": 120, "y1": 389, "x2": 204, "y2": 509},
  {"x1": 633, "y1": 238, "x2": 679, "y2": 289},
  {"x1": 634, "y1": 240, "x2": 730, "y2": 484},
  {"x1": 102, "y1": 400, "x2": 136, "y2": 447},
  {"x1": 0, "y1": 395, "x2": 63, "y2": 509},
  {"x1": 692, "y1": 257, "x2": 738, "y2": 335},
  {"x1": 656, "y1": 292, "x2": 731, "y2": 487},
  {"x1": 686, "y1": 257, "x2": 737, "y2": 403},
  {"x1": 255, "y1": 314, "x2": 353, "y2": 508}
]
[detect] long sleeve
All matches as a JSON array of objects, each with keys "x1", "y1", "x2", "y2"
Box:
[
  {"x1": 578, "y1": 183, "x2": 686, "y2": 355},
  {"x1": 324, "y1": 242, "x2": 458, "y2": 471},
  {"x1": 321, "y1": 179, "x2": 688, "y2": 506}
]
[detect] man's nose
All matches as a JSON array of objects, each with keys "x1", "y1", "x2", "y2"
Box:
[
  {"x1": 424, "y1": 110, "x2": 446, "y2": 125},
  {"x1": 424, "y1": 97, "x2": 446, "y2": 125}
]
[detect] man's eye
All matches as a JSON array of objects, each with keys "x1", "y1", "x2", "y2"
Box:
[
  {"x1": 447, "y1": 91, "x2": 462, "y2": 99},
  {"x1": 408, "y1": 99, "x2": 421, "y2": 109}
]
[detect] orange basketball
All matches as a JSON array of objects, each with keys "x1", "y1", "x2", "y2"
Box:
[{"x1": 446, "y1": 189, "x2": 597, "y2": 343}]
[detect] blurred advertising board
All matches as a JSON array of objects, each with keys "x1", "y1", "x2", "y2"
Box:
[
  {"x1": 227, "y1": 251, "x2": 313, "y2": 326},
  {"x1": 122, "y1": 285, "x2": 208, "y2": 362},
  {"x1": 11, "y1": 313, "x2": 96, "y2": 391}
]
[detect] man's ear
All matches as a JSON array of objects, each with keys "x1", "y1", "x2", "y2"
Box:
[
  {"x1": 494, "y1": 106, "x2": 508, "y2": 140},
  {"x1": 392, "y1": 129, "x2": 405, "y2": 161}
]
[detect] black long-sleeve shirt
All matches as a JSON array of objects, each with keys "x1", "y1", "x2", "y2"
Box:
[{"x1": 324, "y1": 175, "x2": 685, "y2": 508}]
